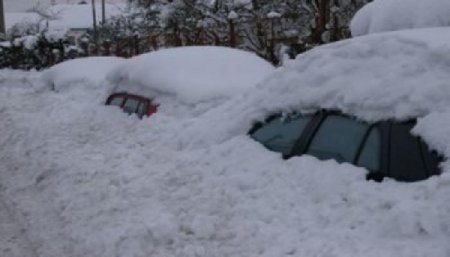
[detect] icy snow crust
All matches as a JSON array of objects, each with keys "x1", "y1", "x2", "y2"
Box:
[
  {"x1": 351, "y1": 0, "x2": 450, "y2": 36},
  {"x1": 1, "y1": 29, "x2": 450, "y2": 257}
]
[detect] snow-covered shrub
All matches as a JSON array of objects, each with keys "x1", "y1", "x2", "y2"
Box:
[{"x1": 0, "y1": 33, "x2": 81, "y2": 70}]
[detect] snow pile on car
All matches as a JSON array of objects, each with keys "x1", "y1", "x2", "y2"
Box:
[
  {"x1": 188, "y1": 27, "x2": 450, "y2": 148},
  {"x1": 41, "y1": 56, "x2": 124, "y2": 92},
  {"x1": 350, "y1": 0, "x2": 450, "y2": 36},
  {"x1": 1, "y1": 29, "x2": 450, "y2": 257},
  {"x1": 107, "y1": 46, "x2": 275, "y2": 104}
]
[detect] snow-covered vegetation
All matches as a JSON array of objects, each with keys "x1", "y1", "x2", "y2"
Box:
[{"x1": 6, "y1": 0, "x2": 371, "y2": 66}]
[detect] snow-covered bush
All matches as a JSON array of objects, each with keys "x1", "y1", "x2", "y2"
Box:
[
  {"x1": 0, "y1": 33, "x2": 82, "y2": 70},
  {"x1": 98, "y1": 0, "x2": 370, "y2": 64}
]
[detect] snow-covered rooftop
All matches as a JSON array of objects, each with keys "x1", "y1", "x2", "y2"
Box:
[
  {"x1": 5, "y1": 12, "x2": 41, "y2": 31},
  {"x1": 6, "y1": 3, "x2": 126, "y2": 33},
  {"x1": 46, "y1": 3, "x2": 125, "y2": 30},
  {"x1": 351, "y1": 0, "x2": 450, "y2": 36}
]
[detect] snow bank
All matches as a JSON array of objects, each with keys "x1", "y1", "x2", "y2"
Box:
[
  {"x1": 351, "y1": 0, "x2": 450, "y2": 36},
  {"x1": 107, "y1": 46, "x2": 275, "y2": 104},
  {"x1": 41, "y1": 57, "x2": 124, "y2": 92},
  {"x1": 2, "y1": 28, "x2": 450, "y2": 257}
]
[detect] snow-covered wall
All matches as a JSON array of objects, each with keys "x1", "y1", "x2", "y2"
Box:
[{"x1": 350, "y1": 0, "x2": 450, "y2": 36}]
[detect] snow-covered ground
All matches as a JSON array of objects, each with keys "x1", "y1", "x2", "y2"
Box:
[{"x1": 1, "y1": 29, "x2": 450, "y2": 257}]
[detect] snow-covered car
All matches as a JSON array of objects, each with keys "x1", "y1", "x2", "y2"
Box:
[
  {"x1": 105, "y1": 92, "x2": 158, "y2": 118},
  {"x1": 187, "y1": 27, "x2": 450, "y2": 186},
  {"x1": 105, "y1": 46, "x2": 275, "y2": 117},
  {"x1": 249, "y1": 110, "x2": 441, "y2": 182},
  {"x1": 41, "y1": 56, "x2": 125, "y2": 92}
]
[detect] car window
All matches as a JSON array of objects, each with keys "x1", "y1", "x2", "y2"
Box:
[
  {"x1": 389, "y1": 123, "x2": 428, "y2": 181},
  {"x1": 106, "y1": 93, "x2": 157, "y2": 118},
  {"x1": 306, "y1": 115, "x2": 369, "y2": 163},
  {"x1": 251, "y1": 114, "x2": 312, "y2": 155},
  {"x1": 356, "y1": 127, "x2": 381, "y2": 171},
  {"x1": 419, "y1": 141, "x2": 441, "y2": 177},
  {"x1": 109, "y1": 96, "x2": 124, "y2": 107},
  {"x1": 249, "y1": 111, "x2": 441, "y2": 182},
  {"x1": 136, "y1": 102, "x2": 147, "y2": 117},
  {"x1": 122, "y1": 98, "x2": 141, "y2": 115}
]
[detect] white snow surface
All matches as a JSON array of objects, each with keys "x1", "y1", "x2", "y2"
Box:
[
  {"x1": 6, "y1": 3, "x2": 126, "y2": 33},
  {"x1": 41, "y1": 57, "x2": 124, "y2": 92},
  {"x1": 5, "y1": 12, "x2": 41, "y2": 31},
  {"x1": 351, "y1": 0, "x2": 450, "y2": 36},
  {"x1": 1, "y1": 28, "x2": 450, "y2": 257},
  {"x1": 107, "y1": 46, "x2": 275, "y2": 105},
  {"x1": 46, "y1": 3, "x2": 125, "y2": 31}
]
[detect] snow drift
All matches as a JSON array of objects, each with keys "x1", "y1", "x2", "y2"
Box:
[{"x1": 351, "y1": 0, "x2": 450, "y2": 36}]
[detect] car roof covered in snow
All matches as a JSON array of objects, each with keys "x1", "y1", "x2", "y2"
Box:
[
  {"x1": 350, "y1": 0, "x2": 450, "y2": 36},
  {"x1": 41, "y1": 56, "x2": 125, "y2": 92},
  {"x1": 242, "y1": 27, "x2": 450, "y2": 122},
  {"x1": 106, "y1": 46, "x2": 275, "y2": 104}
]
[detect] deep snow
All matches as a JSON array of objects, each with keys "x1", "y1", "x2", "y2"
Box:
[
  {"x1": 107, "y1": 46, "x2": 275, "y2": 104},
  {"x1": 41, "y1": 56, "x2": 125, "y2": 92},
  {"x1": 1, "y1": 28, "x2": 450, "y2": 257},
  {"x1": 106, "y1": 46, "x2": 275, "y2": 117},
  {"x1": 351, "y1": 0, "x2": 450, "y2": 36}
]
